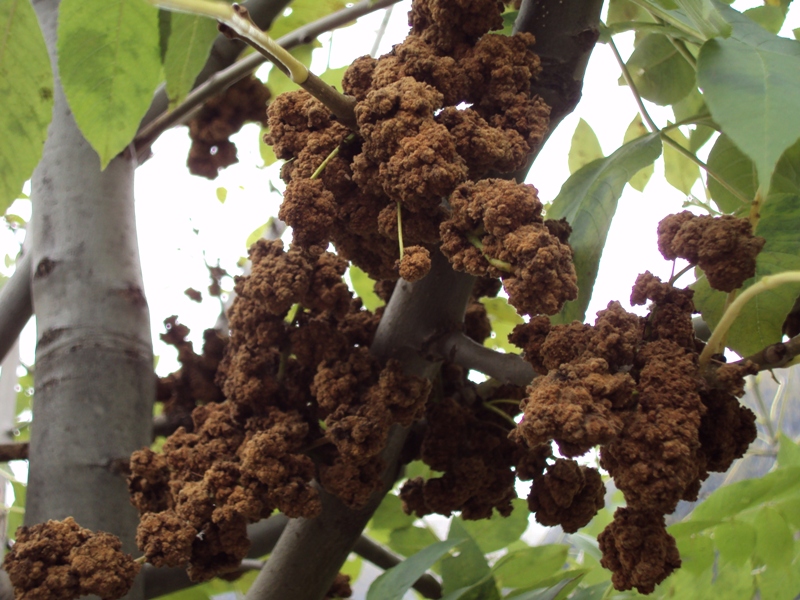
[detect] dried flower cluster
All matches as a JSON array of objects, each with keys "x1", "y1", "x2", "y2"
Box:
[
  {"x1": 3, "y1": 518, "x2": 140, "y2": 600},
  {"x1": 507, "y1": 270, "x2": 758, "y2": 593},
  {"x1": 265, "y1": 0, "x2": 567, "y2": 300},
  {"x1": 188, "y1": 75, "x2": 271, "y2": 179},
  {"x1": 657, "y1": 211, "x2": 765, "y2": 292},
  {"x1": 128, "y1": 240, "x2": 430, "y2": 580}
]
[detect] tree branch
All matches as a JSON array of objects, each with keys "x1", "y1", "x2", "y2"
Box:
[
  {"x1": 511, "y1": 0, "x2": 604, "y2": 180},
  {"x1": 430, "y1": 331, "x2": 535, "y2": 387},
  {"x1": 733, "y1": 333, "x2": 800, "y2": 372},
  {"x1": 0, "y1": 443, "x2": 28, "y2": 462},
  {"x1": 0, "y1": 252, "x2": 32, "y2": 366},
  {"x1": 134, "y1": 0, "x2": 403, "y2": 157}
]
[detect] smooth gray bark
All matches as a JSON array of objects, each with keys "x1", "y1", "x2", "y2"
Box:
[
  {"x1": 27, "y1": 2, "x2": 155, "y2": 599},
  {"x1": 0, "y1": 252, "x2": 32, "y2": 365}
]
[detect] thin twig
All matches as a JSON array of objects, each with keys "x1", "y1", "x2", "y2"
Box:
[
  {"x1": 370, "y1": 4, "x2": 394, "y2": 58},
  {"x1": 0, "y1": 251, "x2": 32, "y2": 366}
]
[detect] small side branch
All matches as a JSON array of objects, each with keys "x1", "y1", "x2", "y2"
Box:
[
  {"x1": 0, "y1": 442, "x2": 28, "y2": 462},
  {"x1": 734, "y1": 334, "x2": 800, "y2": 372},
  {"x1": 353, "y1": 535, "x2": 442, "y2": 599},
  {"x1": 431, "y1": 331, "x2": 535, "y2": 387},
  {"x1": 0, "y1": 252, "x2": 32, "y2": 365}
]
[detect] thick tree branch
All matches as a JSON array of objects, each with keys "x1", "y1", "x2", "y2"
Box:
[
  {"x1": 430, "y1": 331, "x2": 535, "y2": 387},
  {"x1": 0, "y1": 252, "x2": 32, "y2": 366},
  {"x1": 134, "y1": 0, "x2": 402, "y2": 157},
  {"x1": 511, "y1": 0, "x2": 604, "y2": 180}
]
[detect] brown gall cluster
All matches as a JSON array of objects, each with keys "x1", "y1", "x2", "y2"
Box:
[
  {"x1": 129, "y1": 240, "x2": 430, "y2": 579},
  {"x1": 657, "y1": 211, "x2": 765, "y2": 292},
  {"x1": 266, "y1": 0, "x2": 552, "y2": 287},
  {"x1": 188, "y1": 75, "x2": 271, "y2": 179},
  {"x1": 509, "y1": 272, "x2": 758, "y2": 594},
  {"x1": 3, "y1": 517, "x2": 140, "y2": 600}
]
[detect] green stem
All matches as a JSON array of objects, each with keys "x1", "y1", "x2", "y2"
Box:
[
  {"x1": 667, "y1": 34, "x2": 697, "y2": 70},
  {"x1": 481, "y1": 402, "x2": 517, "y2": 427},
  {"x1": 669, "y1": 262, "x2": 693, "y2": 286},
  {"x1": 609, "y1": 37, "x2": 658, "y2": 131},
  {"x1": 488, "y1": 398, "x2": 522, "y2": 407},
  {"x1": 626, "y1": 0, "x2": 704, "y2": 39},
  {"x1": 699, "y1": 271, "x2": 800, "y2": 367},
  {"x1": 311, "y1": 134, "x2": 355, "y2": 180},
  {"x1": 396, "y1": 202, "x2": 404, "y2": 260}
]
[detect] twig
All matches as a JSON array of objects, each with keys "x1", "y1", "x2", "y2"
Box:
[
  {"x1": 431, "y1": 331, "x2": 536, "y2": 387},
  {"x1": 397, "y1": 203, "x2": 405, "y2": 261},
  {"x1": 0, "y1": 252, "x2": 32, "y2": 366},
  {"x1": 0, "y1": 443, "x2": 28, "y2": 462},
  {"x1": 134, "y1": 0, "x2": 402, "y2": 155},
  {"x1": 732, "y1": 333, "x2": 800, "y2": 373},
  {"x1": 370, "y1": 4, "x2": 394, "y2": 58},
  {"x1": 353, "y1": 535, "x2": 442, "y2": 599},
  {"x1": 699, "y1": 271, "x2": 800, "y2": 367}
]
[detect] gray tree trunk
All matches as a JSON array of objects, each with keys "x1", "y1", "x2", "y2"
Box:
[{"x1": 27, "y1": 2, "x2": 155, "y2": 598}]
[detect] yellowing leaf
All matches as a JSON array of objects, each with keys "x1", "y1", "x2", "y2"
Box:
[
  {"x1": 58, "y1": 0, "x2": 162, "y2": 168},
  {"x1": 0, "y1": 0, "x2": 54, "y2": 212}
]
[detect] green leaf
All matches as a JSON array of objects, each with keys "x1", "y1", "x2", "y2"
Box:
[
  {"x1": 676, "y1": 533, "x2": 714, "y2": 575},
  {"x1": 624, "y1": 34, "x2": 696, "y2": 106},
  {"x1": 706, "y1": 133, "x2": 756, "y2": 213},
  {"x1": 568, "y1": 119, "x2": 604, "y2": 175},
  {"x1": 506, "y1": 572, "x2": 585, "y2": 600},
  {"x1": 671, "y1": 0, "x2": 732, "y2": 39},
  {"x1": 743, "y1": 5, "x2": 785, "y2": 35},
  {"x1": 663, "y1": 126, "x2": 700, "y2": 194},
  {"x1": 548, "y1": 133, "x2": 663, "y2": 324},
  {"x1": 753, "y1": 506, "x2": 794, "y2": 567},
  {"x1": 757, "y1": 563, "x2": 800, "y2": 600},
  {"x1": 458, "y1": 498, "x2": 528, "y2": 554},
  {"x1": 623, "y1": 115, "x2": 654, "y2": 192},
  {"x1": 500, "y1": 10, "x2": 518, "y2": 36},
  {"x1": 689, "y1": 466, "x2": 800, "y2": 523},
  {"x1": 481, "y1": 296, "x2": 523, "y2": 353},
  {"x1": 697, "y1": 5, "x2": 800, "y2": 191},
  {"x1": 492, "y1": 545, "x2": 569, "y2": 589},
  {"x1": 672, "y1": 86, "x2": 705, "y2": 122},
  {"x1": 714, "y1": 560, "x2": 756, "y2": 599},
  {"x1": 7, "y1": 480, "x2": 26, "y2": 540},
  {"x1": 606, "y1": 0, "x2": 651, "y2": 25},
  {"x1": 215, "y1": 187, "x2": 227, "y2": 203},
  {"x1": 713, "y1": 520, "x2": 756, "y2": 565},
  {"x1": 777, "y1": 433, "x2": 800, "y2": 468},
  {"x1": 441, "y1": 521, "x2": 499, "y2": 600},
  {"x1": 370, "y1": 493, "x2": 415, "y2": 532},
  {"x1": 58, "y1": 0, "x2": 161, "y2": 168},
  {"x1": 568, "y1": 583, "x2": 611, "y2": 600},
  {"x1": 367, "y1": 537, "x2": 465, "y2": 600},
  {"x1": 388, "y1": 525, "x2": 440, "y2": 557},
  {"x1": 0, "y1": 0, "x2": 54, "y2": 213},
  {"x1": 163, "y1": 12, "x2": 219, "y2": 107},
  {"x1": 349, "y1": 265, "x2": 384, "y2": 312},
  {"x1": 245, "y1": 219, "x2": 272, "y2": 250}
]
